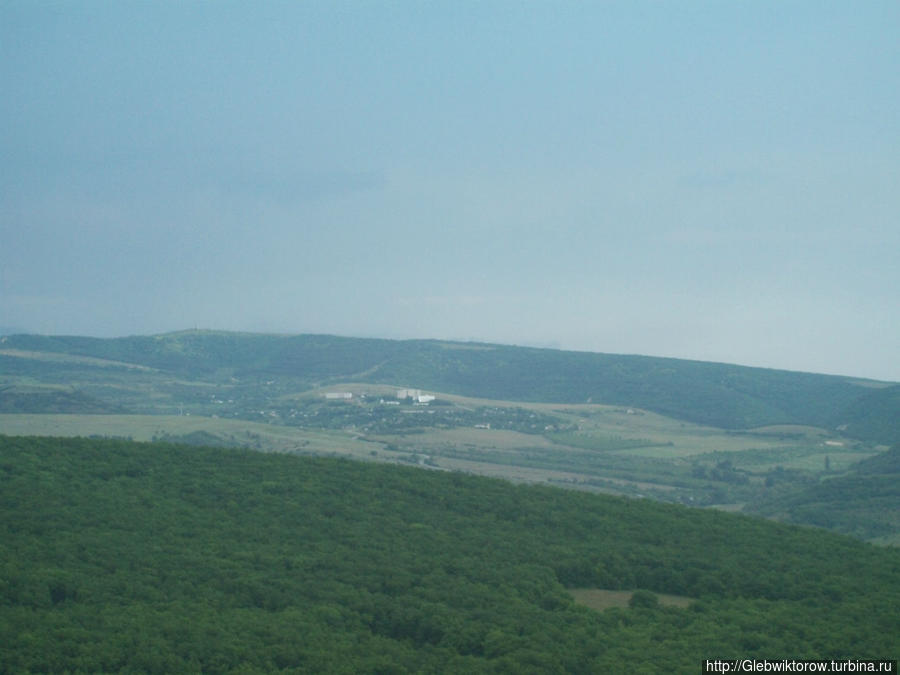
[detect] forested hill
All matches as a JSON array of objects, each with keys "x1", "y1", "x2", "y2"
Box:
[
  {"x1": 746, "y1": 443, "x2": 900, "y2": 541},
  {"x1": 2, "y1": 435, "x2": 899, "y2": 672},
  {"x1": 2, "y1": 330, "x2": 897, "y2": 442}
]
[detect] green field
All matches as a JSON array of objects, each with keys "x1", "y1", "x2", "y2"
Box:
[{"x1": 0, "y1": 414, "x2": 384, "y2": 458}]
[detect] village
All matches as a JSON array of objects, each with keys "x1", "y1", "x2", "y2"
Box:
[{"x1": 275, "y1": 387, "x2": 574, "y2": 436}]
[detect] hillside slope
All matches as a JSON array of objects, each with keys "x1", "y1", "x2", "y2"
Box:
[
  {"x1": 746, "y1": 444, "x2": 900, "y2": 541},
  {"x1": 2, "y1": 435, "x2": 898, "y2": 672},
  {"x1": 2, "y1": 330, "x2": 896, "y2": 441}
]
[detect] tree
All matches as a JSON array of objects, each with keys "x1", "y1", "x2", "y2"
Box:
[{"x1": 629, "y1": 590, "x2": 659, "y2": 609}]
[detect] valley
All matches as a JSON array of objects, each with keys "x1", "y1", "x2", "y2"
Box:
[{"x1": 1, "y1": 330, "x2": 897, "y2": 542}]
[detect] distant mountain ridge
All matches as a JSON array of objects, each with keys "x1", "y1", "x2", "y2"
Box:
[{"x1": 2, "y1": 330, "x2": 897, "y2": 443}]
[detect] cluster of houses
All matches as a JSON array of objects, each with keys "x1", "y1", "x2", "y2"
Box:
[
  {"x1": 395, "y1": 388, "x2": 435, "y2": 404},
  {"x1": 323, "y1": 388, "x2": 436, "y2": 405}
]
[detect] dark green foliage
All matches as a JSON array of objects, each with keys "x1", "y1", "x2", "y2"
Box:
[
  {"x1": 546, "y1": 431, "x2": 667, "y2": 452},
  {"x1": 2, "y1": 331, "x2": 403, "y2": 380},
  {"x1": 854, "y1": 444, "x2": 900, "y2": 475},
  {"x1": 2, "y1": 435, "x2": 900, "y2": 672},
  {"x1": 152, "y1": 430, "x2": 247, "y2": 447},
  {"x1": 629, "y1": 590, "x2": 659, "y2": 609},
  {"x1": 835, "y1": 385, "x2": 900, "y2": 445},
  {"x1": 0, "y1": 386, "x2": 124, "y2": 414}
]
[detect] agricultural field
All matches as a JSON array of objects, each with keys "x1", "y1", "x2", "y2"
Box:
[
  {"x1": 0, "y1": 414, "x2": 382, "y2": 458},
  {"x1": 1, "y1": 331, "x2": 896, "y2": 543},
  {"x1": 0, "y1": 385, "x2": 877, "y2": 511}
]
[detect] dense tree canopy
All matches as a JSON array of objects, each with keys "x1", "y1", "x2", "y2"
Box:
[{"x1": 1, "y1": 435, "x2": 898, "y2": 672}]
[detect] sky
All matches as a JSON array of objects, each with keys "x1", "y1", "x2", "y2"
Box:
[{"x1": 2, "y1": 1, "x2": 898, "y2": 381}]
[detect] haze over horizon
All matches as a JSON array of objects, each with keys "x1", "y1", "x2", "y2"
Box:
[{"x1": 2, "y1": 2, "x2": 898, "y2": 382}]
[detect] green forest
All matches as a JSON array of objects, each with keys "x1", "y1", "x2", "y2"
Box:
[{"x1": 2, "y1": 435, "x2": 898, "y2": 673}]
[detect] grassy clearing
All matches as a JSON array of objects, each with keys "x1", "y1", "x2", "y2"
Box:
[
  {"x1": 748, "y1": 425, "x2": 835, "y2": 436},
  {"x1": 380, "y1": 395, "x2": 846, "y2": 460},
  {"x1": 568, "y1": 588, "x2": 694, "y2": 611},
  {"x1": 542, "y1": 407, "x2": 841, "y2": 457},
  {"x1": 870, "y1": 532, "x2": 900, "y2": 546},
  {"x1": 371, "y1": 427, "x2": 560, "y2": 451},
  {"x1": 546, "y1": 431, "x2": 667, "y2": 452}
]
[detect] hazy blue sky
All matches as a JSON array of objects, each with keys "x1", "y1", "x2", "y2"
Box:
[{"x1": 2, "y1": 1, "x2": 898, "y2": 380}]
